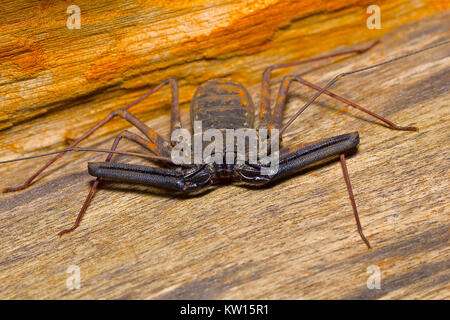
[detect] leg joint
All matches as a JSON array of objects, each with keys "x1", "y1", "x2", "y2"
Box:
[
  {"x1": 110, "y1": 109, "x2": 126, "y2": 117},
  {"x1": 118, "y1": 130, "x2": 133, "y2": 139},
  {"x1": 281, "y1": 75, "x2": 296, "y2": 83}
]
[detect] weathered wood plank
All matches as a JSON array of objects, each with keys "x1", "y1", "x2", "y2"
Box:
[{"x1": 0, "y1": 5, "x2": 449, "y2": 299}]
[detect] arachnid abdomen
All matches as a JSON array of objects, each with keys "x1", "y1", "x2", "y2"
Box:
[{"x1": 190, "y1": 79, "x2": 255, "y2": 131}]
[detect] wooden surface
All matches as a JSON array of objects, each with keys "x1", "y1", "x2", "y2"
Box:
[{"x1": 0, "y1": 4, "x2": 449, "y2": 299}]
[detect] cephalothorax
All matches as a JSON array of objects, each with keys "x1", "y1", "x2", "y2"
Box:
[{"x1": 2, "y1": 40, "x2": 447, "y2": 248}]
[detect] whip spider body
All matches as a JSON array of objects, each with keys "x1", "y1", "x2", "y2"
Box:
[{"x1": 4, "y1": 39, "x2": 445, "y2": 248}]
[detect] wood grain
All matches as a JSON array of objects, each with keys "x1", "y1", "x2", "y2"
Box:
[
  {"x1": 0, "y1": 0, "x2": 447, "y2": 158},
  {"x1": 0, "y1": 7, "x2": 449, "y2": 299}
]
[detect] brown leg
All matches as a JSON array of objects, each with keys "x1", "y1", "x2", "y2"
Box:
[
  {"x1": 278, "y1": 40, "x2": 446, "y2": 134},
  {"x1": 168, "y1": 78, "x2": 181, "y2": 135},
  {"x1": 3, "y1": 78, "x2": 181, "y2": 193},
  {"x1": 116, "y1": 110, "x2": 171, "y2": 157},
  {"x1": 259, "y1": 41, "x2": 379, "y2": 128},
  {"x1": 271, "y1": 75, "x2": 418, "y2": 131},
  {"x1": 339, "y1": 153, "x2": 371, "y2": 249},
  {"x1": 58, "y1": 130, "x2": 151, "y2": 236}
]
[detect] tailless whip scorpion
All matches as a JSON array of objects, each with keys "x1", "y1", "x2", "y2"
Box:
[{"x1": 1, "y1": 39, "x2": 448, "y2": 248}]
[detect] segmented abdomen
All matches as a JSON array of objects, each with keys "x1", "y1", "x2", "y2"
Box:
[{"x1": 191, "y1": 79, "x2": 255, "y2": 130}]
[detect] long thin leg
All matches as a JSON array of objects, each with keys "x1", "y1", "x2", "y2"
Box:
[
  {"x1": 271, "y1": 75, "x2": 417, "y2": 131},
  {"x1": 339, "y1": 153, "x2": 371, "y2": 249},
  {"x1": 169, "y1": 78, "x2": 181, "y2": 135},
  {"x1": 58, "y1": 130, "x2": 151, "y2": 236},
  {"x1": 259, "y1": 41, "x2": 379, "y2": 128},
  {"x1": 278, "y1": 40, "x2": 449, "y2": 134},
  {"x1": 3, "y1": 78, "x2": 181, "y2": 193}
]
